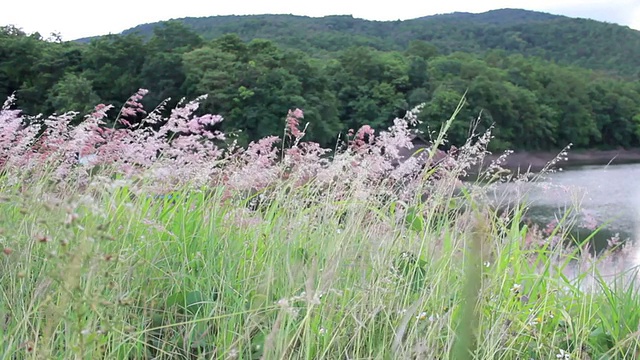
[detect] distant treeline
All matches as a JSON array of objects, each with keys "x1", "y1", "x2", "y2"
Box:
[
  {"x1": 2, "y1": 21, "x2": 640, "y2": 152},
  {"x1": 120, "y1": 10, "x2": 640, "y2": 79}
]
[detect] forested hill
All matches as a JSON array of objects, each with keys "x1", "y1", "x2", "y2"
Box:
[
  {"x1": 114, "y1": 9, "x2": 640, "y2": 78},
  {"x1": 4, "y1": 10, "x2": 640, "y2": 153}
]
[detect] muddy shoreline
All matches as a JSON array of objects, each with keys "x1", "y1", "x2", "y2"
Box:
[{"x1": 478, "y1": 148, "x2": 640, "y2": 173}]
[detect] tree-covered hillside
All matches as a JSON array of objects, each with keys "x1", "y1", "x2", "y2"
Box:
[
  {"x1": 3, "y1": 11, "x2": 640, "y2": 153},
  {"x1": 116, "y1": 9, "x2": 640, "y2": 78}
]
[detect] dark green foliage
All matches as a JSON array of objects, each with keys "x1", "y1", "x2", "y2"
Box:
[
  {"x1": 165, "y1": 290, "x2": 208, "y2": 315},
  {"x1": 0, "y1": 26, "x2": 85, "y2": 115},
  {"x1": 46, "y1": 73, "x2": 100, "y2": 117},
  {"x1": 81, "y1": 33, "x2": 148, "y2": 112},
  {"x1": 120, "y1": 9, "x2": 640, "y2": 78},
  {"x1": 182, "y1": 34, "x2": 342, "y2": 146},
  {"x1": 140, "y1": 21, "x2": 204, "y2": 110},
  {"x1": 393, "y1": 251, "x2": 428, "y2": 292},
  {"x1": 3, "y1": 10, "x2": 640, "y2": 152}
]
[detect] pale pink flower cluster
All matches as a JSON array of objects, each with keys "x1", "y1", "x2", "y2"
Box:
[
  {"x1": 580, "y1": 210, "x2": 599, "y2": 231},
  {"x1": 286, "y1": 108, "x2": 305, "y2": 141},
  {"x1": 1, "y1": 91, "x2": 224, "y2": 189},
  {"x1": 118, "y1": 89, "x2": 149, "y2": 125},
  {"x1": 225, "y1": 136, "x2": 282, "y2": 191},
  {"x1": 0, "y1": 91, "x2": 492, "y2": 205}
]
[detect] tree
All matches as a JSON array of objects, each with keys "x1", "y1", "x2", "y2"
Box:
[
  {"x1": 139, "y1": 21, "x2": 204, "y2": 109},
  {"x1": 405, "y1": 40, "x2": 439, "y2": 60},
  {"x1": 46, "y1": 73, "x2": 100, "y2": 118},
  {"x1": 82, "y1": 34, "x2": 147, "y2": 111},
  {"x1": 183, "y1": 37, "x2": 342, "y2": 147}
]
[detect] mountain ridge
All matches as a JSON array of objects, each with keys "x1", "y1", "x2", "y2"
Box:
[{"x1": 73, "y1": 8, "x2": 640, "y2": 78}]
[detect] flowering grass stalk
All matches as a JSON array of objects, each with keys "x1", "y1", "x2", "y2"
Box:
[{"x1": 0, "y1": 92, "x2": 638, "y2": 359}]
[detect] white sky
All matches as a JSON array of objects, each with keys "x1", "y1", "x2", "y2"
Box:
[{"x1": 2, "y1": 0, "x2": 639, "y2": 41}]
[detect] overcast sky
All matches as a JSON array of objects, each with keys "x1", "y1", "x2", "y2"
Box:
[{"x1": 2, "y1": 0, "x2": 639, "y2": 41}]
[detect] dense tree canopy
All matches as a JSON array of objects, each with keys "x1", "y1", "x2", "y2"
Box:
[
  {"x1": 2, "y1": 18, "x2": 640, "y2": 152},
  {"x1": 118, "y1": 9, "x2": 640, "y2": 79}
]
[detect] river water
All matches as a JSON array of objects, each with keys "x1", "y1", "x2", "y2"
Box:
[{"x1": 489, "y1": 163, "x2": 640, "y2": 284}]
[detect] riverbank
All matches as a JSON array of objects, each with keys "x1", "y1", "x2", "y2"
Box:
[{"x1": 480, "y1": 148, "x2": 640, "y2": 173}]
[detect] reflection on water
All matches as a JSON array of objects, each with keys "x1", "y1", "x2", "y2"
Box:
[{"x1": 489, "y1": 163, "x2": 640, "y2": 285}]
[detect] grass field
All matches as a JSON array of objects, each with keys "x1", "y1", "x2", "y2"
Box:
[{"x1": 1, "y1": 93, "x2": 639, "y2": 359}]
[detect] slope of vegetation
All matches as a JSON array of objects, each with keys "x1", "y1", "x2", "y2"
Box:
[
  {"x1": 1, "y1": 91, "x2": 639, "y2": 359},
  {"x1": 3, "y1": 10, "x2": 640, "y2": 153},
  {"x1": 118, "y1": 9, "x2": 640, "y2": 78}
]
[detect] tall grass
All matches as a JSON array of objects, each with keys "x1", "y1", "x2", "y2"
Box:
[{"x1": 0, "y1": 91, "x2": 638, "y2": 359}]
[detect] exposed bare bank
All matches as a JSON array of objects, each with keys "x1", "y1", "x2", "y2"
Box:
[{"x1": 480, "y1": 148, "x2": 640, "y2": 173}]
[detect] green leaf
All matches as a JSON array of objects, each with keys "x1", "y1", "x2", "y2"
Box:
[
  {"x1": 404, "y1": 206, "x2": 424, "y2": 233},
  {"x1": 394, "y1": 251, "x2": 428, "y2": 292},
  {"x1": 588, "y1": 326, "x2": 614, "y2": 354},
  {"x1": 166, "y1": 290, "x2": 205, "y2": 315}
]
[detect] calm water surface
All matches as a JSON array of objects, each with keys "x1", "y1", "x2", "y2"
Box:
[
  {"x1": 520, "y1": 163, "x2": 638, "y2": 241},
  {"x1": 489, "y1": 163, "x2": 640, "y2": 283}
]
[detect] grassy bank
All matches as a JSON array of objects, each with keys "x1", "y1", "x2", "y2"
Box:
[{"x1": 1, "y1": 93, "x2": 639, "y2": 359}]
